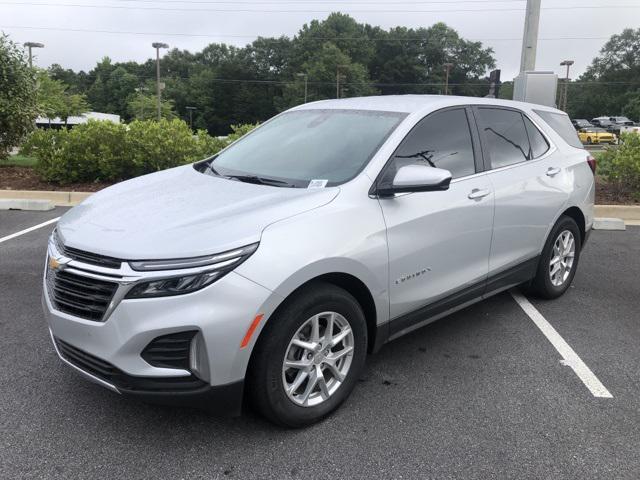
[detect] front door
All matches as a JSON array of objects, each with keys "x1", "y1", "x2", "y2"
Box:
[{"x1": 376, "y1": 107, "x2": 494, "y2": 332}]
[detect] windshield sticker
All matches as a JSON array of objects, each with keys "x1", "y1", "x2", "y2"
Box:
[{"x1": 308, "y1": 179, "x2": 328, "y2": 189}]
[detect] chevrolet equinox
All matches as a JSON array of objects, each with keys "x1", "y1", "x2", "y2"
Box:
[{"x1": 43, "y1": 95, "x2": 595, "y2": 427}]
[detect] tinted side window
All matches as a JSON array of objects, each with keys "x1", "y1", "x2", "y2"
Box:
[
  {"x1": 534, "y1": 110, "x2": 583, "y2": 148},
  {"x1": 382, "y1": 108, "x2": 476, "y2": 182},
  {"x1": 477, "y1": 108, "x2": 530, "y2": 169},
  {"x1": 524, "y1": 117, "x2": 549, "y2": 158}
]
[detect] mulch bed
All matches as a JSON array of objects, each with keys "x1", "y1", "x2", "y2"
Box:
[
  {"x1": 0, "y1": 166, "x2": 112, "y2": 192},
  {"x1": 1, "y1": 166, "x2": 639, "y2": 205}
]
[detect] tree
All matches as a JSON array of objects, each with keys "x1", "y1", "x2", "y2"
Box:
[
  {"x1": 568, "y1": 28, "x2": 640, "y2": 119},
  {"x1": 127, "y1": 92, "x2": 176, "y2": 120},
  {"x1": 0, "y1": 34, "x2": 38, "y2": 159},
  {"x1": 30, "y1": 15, "x2": 498, "y2": 135},
  {"x1": 35, "y1": 70, "x2": 89, "y2": 125}
]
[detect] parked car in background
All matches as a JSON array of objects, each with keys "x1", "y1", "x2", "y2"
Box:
[
  {"x1": 572, "y1": 119, "x2": 593, "y2": 130},
  {"x1": 578, "y1": 127, "x2": 616, "y2": 145},
  {"x1": 609, "y1": 116, "x2": 635, "y2": 127},
  {"x1": 591, "y1": 117, "x2": 614, "y2": 129},
  {"x1": 43, "y1": 95, "x2": 595, "y2": 427},
  {"x1": 592, "y1": 117, "x2": 622, "y2": 136}
]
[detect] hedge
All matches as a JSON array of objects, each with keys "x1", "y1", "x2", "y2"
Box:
[
  {"x1": 21, "y1": 119, "x2": 257, "y2": 184},
  {"x1": 597, "y1": 132, "x2": 640, "y2": 200}
]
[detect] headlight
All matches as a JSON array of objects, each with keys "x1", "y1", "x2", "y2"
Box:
[{"x1": 125, "y1": 243, "x2": 258, "y2": 299}]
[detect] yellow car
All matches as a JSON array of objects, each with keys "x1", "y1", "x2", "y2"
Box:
[{"x1": 578, "y1": 127, "x2": 617, "y2": 145}]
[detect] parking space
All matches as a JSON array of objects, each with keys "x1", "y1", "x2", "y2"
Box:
[{"x1": 1, "y1": 209, "x2": 639, "y2": 479}]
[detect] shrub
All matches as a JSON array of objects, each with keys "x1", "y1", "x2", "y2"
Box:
[
  {"x1": 22, "y1": 119, "x2": 256, "y2": 184},
  {"x1": 0, "y1": 34, "x2": 38, "y2": 160},
  {"x1": 598, "y1": 132, "x2": 640, "y2": 200}
]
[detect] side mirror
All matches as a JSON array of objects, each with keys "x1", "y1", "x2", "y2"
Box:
[{"x1": 377, "y1": 165, "x2": 452, "y2": 197}]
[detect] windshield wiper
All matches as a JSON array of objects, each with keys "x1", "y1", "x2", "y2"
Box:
[{"x1": 226, "y1": 174, "x2": 295, "y2": 188}]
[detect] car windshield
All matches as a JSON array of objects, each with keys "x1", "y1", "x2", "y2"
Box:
[
  {"x1": 199, "y1": 109, "x2": 407, "y2": 188},
  {"x1": 597, "y1": 119, "x2": 613, "y2": 126}
]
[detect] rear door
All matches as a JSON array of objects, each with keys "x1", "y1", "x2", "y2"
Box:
[
  {"x1": 377, "y1": 107, "x2": 494, "y2": 329},
  {"x1": 473, "y1": 106, "x2": 568, "y2": 288}
]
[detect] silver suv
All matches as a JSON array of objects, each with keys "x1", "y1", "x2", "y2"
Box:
[{"x1": 43, "y1": 96, "x2": 595, "y2": 427}]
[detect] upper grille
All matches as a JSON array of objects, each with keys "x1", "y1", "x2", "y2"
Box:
[
  {"x1": 55, "y1": 337, "x2": 207, "y2": 393},
  {"x1": 47, "y1": 268, "x2": 118, "y2": 321},
  {"x1": 54, "y1": 230, "x2": 123, "y2": 269}
]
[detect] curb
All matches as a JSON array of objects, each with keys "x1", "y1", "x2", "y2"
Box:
[
  {"x1": 0, "y1": 198, "x2": 54, "y2": 211},
  {"x1": 0, "y1": 190, "x2": 93, "y2": 207},
  {"x1": 594, "y1": 205, "x2": 640, "y2": 222}
]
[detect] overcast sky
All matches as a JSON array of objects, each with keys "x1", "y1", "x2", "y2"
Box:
[{"x1": 1, "y1": 0, "x2": 639, "y2": 81}]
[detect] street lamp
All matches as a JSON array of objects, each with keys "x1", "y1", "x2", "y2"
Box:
[
  {"x1": 336, "y1": 65, "x2": 348, "y2": 99},
  {"x1": 152, "y1": 42, "x2": 169, "y2": 121},
  {"x1": 186, "y1": 106, "x2": 197, "y2": 131},
  {"x1": 443, "y1": 63, "x2": 454, "y2": 95},
  {"x1": 296, "y1": 73, "x2": 308, "y2": 103},
  {"x1": 559, "y1": 59, "x2": 574, "y2": 112},
  {"x1": 24, "y1": 42, "x2": 44, "y2": 68}
]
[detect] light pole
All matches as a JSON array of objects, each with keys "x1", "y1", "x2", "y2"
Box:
[
  {"x1": 336, "y1": 65, "x2": 348, "y2": 99},
  {"x1": 443, "y1": 63, "x2": 454, "y2": 95},
  {"x1": 24, "y1": 42, "x2": 44, "y2": 68},
  {"x1": 186, "y1": 106, "x2": 197, "y2": 131},
  {"x1": 560, "y1": 60, "x2": 574, "y2": 112},
  {"x1": 519, "y1": 0, "x2": 541, "y2": 73},
  {"x1": 152, "y1": 42, "x2": 169, "y2": 121},
  {"x1": 296, "y1": 73, "x2": 308, "y2": 103}
]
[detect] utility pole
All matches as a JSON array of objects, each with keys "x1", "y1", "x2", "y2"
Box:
[
  {"x1": 186, "y1": 106, "x2": 197, "y2": 130},
  {"x1": 443, "y1": 63, "x2": 454, "y2": 95},
  {"x1": 296, "y1": 73, "x2": 308, "y2": 103},
  {"x1": 152, "y1": 42, "x2": 169, "y2": 121},
  {"x1": 559, "y1": 60, "x2": 574, "y2": 112},
  {"x1": 24, "y1": 42, "x2": 44, "y2": 68},
  {"x1": 519, "y1": 0, "x2": 541, "y2": 73}
]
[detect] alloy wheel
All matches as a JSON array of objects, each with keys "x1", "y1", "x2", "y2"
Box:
[
  {"x1": 282, "y1": 311, "x2": 354, "y2": 407},
  {"x1": 549, "y1": 229, "x2": 576, "y2": 287}
]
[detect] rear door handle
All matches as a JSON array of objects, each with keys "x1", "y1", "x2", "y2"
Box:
[
  {"x1": 468, "y1": 188, "x2": 490, "y2": 200},
  {"x1": 546, "y1": 167, "x2": 561, "y2": 177}
]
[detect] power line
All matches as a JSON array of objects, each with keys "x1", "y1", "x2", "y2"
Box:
[
  {"x1": 0, "y1": 25, "x2": 612, "y2": 42},
  {"x1": 115, "y1": 0, "x2": 527, "y2": 3},
  {"x1": 2, "y1": 1, "x2": 640, "y2": 13},
  {"x1": 67, "y1": 72, "x2": 640, "y2": 87},
  {"x1": 111, "y1": 0, "x2": 526, "y2": 4}
]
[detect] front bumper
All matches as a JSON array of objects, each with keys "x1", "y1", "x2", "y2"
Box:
[{"x1": 43, "y1": 267, "x2": 281, "y2": 413}]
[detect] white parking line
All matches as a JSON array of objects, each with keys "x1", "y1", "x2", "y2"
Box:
[
  {"x1": 511, "y1": 290, "x2": 612, "y2": 398},
  {"x1": 0, "y1": 217, "x2": 59, "y2": 245}
]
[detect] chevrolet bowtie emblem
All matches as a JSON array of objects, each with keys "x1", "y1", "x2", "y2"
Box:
[{"x1": 49, "y1": 256, "x2": 63, "y2": 271}]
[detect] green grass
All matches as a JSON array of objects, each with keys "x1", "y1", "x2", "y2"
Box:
[{"x1": 0, "y1": 154, "x2": 38, "y2": 167}]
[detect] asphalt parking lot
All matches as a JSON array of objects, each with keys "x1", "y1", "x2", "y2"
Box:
[{"x1": 1, "y1": 207, "x2": 639, "y2": 479}]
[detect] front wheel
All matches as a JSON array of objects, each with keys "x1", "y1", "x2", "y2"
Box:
[
  {"x1": 247, "y1": 282, "x2": 367, "y2": 427},
  {"x1": 526, "y1": 215, "x2": 582, "y2": 299}
]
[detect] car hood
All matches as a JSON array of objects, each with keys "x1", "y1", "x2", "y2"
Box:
[{"x1": 57, "y1": 165, "x2": 339, "y2": 259}]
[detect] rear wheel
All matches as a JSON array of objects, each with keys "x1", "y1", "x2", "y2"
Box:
[
  {"x1": 247, "y1": 282, "x2": 367, "y2": 427},
  {"x1": 526, "y1": 215, "x2": 581, "y2": 299}
]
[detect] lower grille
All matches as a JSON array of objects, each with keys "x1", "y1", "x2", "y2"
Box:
[
  {"x1": 55, "y1": 337, "x2": 206, "y2": 393},
  {"x1": 47, "y1": 268, "x2": 118, "y2": 321},
  {"x1": 141, "y1": 331, "x2": 197, "y2": 370}
]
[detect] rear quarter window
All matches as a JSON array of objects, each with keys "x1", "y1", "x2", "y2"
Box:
[{"x1": 534, "y1": 110, "x2": 583, "y2": 148}]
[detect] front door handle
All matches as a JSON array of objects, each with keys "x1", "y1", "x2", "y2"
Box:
[
  {"x1": 468, "y1": 188, "x2": 490, "y2": 200},
  {"x1": 546, "y1": 167, "x2": 561, "y2": 177}
]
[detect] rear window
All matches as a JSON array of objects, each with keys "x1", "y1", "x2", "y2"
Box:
[{"x1": 534, "y1": 110, "x2": 583, "y2": 148}]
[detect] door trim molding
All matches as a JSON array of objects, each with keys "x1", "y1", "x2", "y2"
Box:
[{"x1": 382, "y1": 255, "x2": 539, "y2": 343}]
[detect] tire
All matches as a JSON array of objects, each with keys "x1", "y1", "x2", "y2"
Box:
[
  {"x1": 247, "y1": 282, "x2": 368, "y2": 427},
  {"x1": 526, "y1": 215, "x2": 582, "y2": 299}
]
